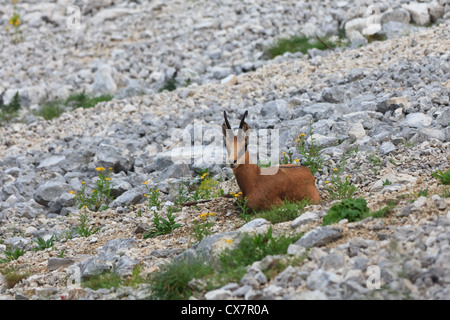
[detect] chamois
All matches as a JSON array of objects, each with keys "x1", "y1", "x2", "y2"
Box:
[{"x1": 222, "y1": 110, "x2": 320, "y2": 211}]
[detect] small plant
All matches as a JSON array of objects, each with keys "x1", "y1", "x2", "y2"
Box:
[
  {"x1": 323, "y1": 198, "x2": 370, "y2": 225},
  {"x1": 1, "y1": 246, "x2": 26, "y2": 263},
  {"x1": 296, "y1": 124, "x2": 324, "y2": 175},
  {"x1": 432, "y1": 169, "x2": 450, "y2": 185},
  {"x1": 0, "y1": 92, "x2": 21, "y2": 124},
  {"x1": 370, "y1": 200, "x2": 396, "y2": 219},
  {"x1": 65, "y1": 91, "x2": 113, "y2": 110},
  {"x1": 265, "y1": 34, "x2": 335, "y2": 59},
  {"x1": 230, "y1": 191, "x2": 251, "y2": 220},
  {"x1": 171, "y1": 179, "x2": 190, "y2": 205},
  {"x1": 281, "y1": 150, "x2": 294, "y2": 164},
  {"x1": 57, "y1": 249, "x2": 66, "y2": 258},
  {"x1": 73, "y1": 209, "x2": 102, "y2": 237},
  {"x1": 323, "y1": 198, "x2": 396, "y2": 225},
  {"x1": 82, "y1": 271, "x2": 122, "y2": 290},
  {"x1": 32, "y1": 235, "x2": 55, "y2": 251},
  {"x1": 256, "y1": 200, "x2": 310, "y2": 224},
  {"x1": 325, "y1": 168, "x2": 357, "y2": 200},
  {"x1": 0, "y1": 266, "x2": 30, "y2": 288},
  {"x1": 158, "y1": 77, "x2": 178, "y2": 92},
  {"x1": 439, "y1": 187, "x2": 450, "y2": 198},
  {"x1": 368, "y1": 154, "x2": 382, "y2": 175},
  {"x1": 411, "y1": 188, "x2": 429, "y2": 200},
  {"x1": 143, "y1": 181, "x2": 162, "y2": 210},
  {"x1": 6, "y1": 1, "x2": 23, "y2": 44},
  {"x1": 382, "y1": 179, "x2": 392, "y2": 186},
  {"x1": 143, "y1": 207, "x2": 183, "y2": 239},
  {"x1": 73, "y1": 167, "x2": 113, "y2": 211},
  {"x1": 36, "y1": 91, "x2": 113, "y2": 120},
  {"x1": 190, "y1": 170, "x2": 223, "y2": 201},
  {"x1": 191, "y1": 213, "x2": 216, "y2": 242}
]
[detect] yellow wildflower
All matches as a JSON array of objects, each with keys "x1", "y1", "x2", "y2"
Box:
[
  {"x1": 70, "y1": 190, "x2": 76, "y2": 194},
  {"x1": 224, "y1": 239, "x2": 233, "y2": 244},
  {"x1": 234, "y1": 194, "x2": 239, "y2": 197},
  {"x1": 296, "y1": 139, "x2": 300, "y2": 142},
  {"x1": 143, "y1": 181, "x2": 148, "y2": 185},
  {"x1": 325, "y1": 181, "x2": 329, "y2": 184},
  {"x1": 105, "y1": 178, "x2": 110, "y2": 181},
  {"x1": 238, "y1": 191, "x2": 243, "y2": 195},
  {"x1": 294, "y1": 159, "x2": 300, "y2": 162},
  {"x1": 299, "y1": 133, "x2": 306, "y2": 137},
  {"x1": 95, "y1": 167, "x2": 106, "y2": 172},
  {"x1": 144, "y1": 194, "x2": 148, "y2": 197},
  {"x1": 81, "y1": 181, "x2": 86, "y2": 184},
  {"x1": 333, "y1": 168, "x2": 338, "y2": 171},
  {"x1": 109, "y1": 167, "x2": 113, "y2": 170}
]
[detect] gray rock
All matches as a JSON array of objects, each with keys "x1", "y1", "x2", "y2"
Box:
[
  {"x1": 204, "y1": 288, "x2": 232, "y2": 300},
  {"x1": 34, "y1": 181, "x2": 72, "y2": 206},
  {"x1": 92, "y1": 64, "x2": 117, "y2": 95},
  {"x1": 37, "y1": 156, "x2": 66, "y2": 169},
  {"x1": 381, "y1": 8, "x2": 411, "y2": 25},
  {"x1": 109, "y1": 185, "x2": 146, "y2": 208},
  {"x1": 402, "y1": 3, "x2": 431, "y2": 26},
  {"x1": 100, "y1": 238, "x2": 137, "y2": 255},
  {"x1": 95, "y1": 143, "x2": 134, "y2": 173},
  {"x1": 306, "y1": 269, "x2": 342, "y2": 291},
  {"x1": 294, "y1": 226, "x2": 343, "y2": 248},
  {"x1": 114, "y1": 256, "x2": 138, "y2": 277},
  {"x1": 158, "y1": 163, "x2": 192, "y2": 181},
  {"x1": 380, "y1": 141, "x2": 396, "y2": 155},
  {"x1": 290, "y1": 211, "x2": 320, "y2": 228},
  {"x1": 48, "y1": 258, "x2": 75, "y2": 271}
]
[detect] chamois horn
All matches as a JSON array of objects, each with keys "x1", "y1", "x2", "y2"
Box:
[
  {"x1": 239, "y1": 110, "x2": 248, "y2": 129},
  {"x1": 223, "y1": 111, "x2": 231, "y2": 129}
]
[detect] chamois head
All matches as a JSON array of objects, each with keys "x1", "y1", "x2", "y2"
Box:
[{"x1": 222, "y1": 110, "x2": 250, "y2": 168}]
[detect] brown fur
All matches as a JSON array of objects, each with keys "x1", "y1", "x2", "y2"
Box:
[{"x1": 223, "y1": 111, "x2": 320, "y2": 211}]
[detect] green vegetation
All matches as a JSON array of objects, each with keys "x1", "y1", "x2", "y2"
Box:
[
  {"x1": 32, "y1": 236, "x2": 55, "y2": 252},
  {"x1": 73, "y1": 210, "x2": 102, "y2": 237},
  {"x1": 432, "y1": 169, "x2": 450, "y2": 185},
  {"x1": 143, "y1": 207, "x2": 183, "y2": 239},
  {"x1": 0, "y1": 266, "x2": 30, "y2": 288},
  {"x1": 0, "y1": 247, "x2": 26, "y2": 263},
  {"x1": 144, "y1": 182, "x2": 162, "y2": 210},
  {"x1": 191, "y1": 213, "x2": 216, "y2": 243},
  {"x1": 72, "y1": 167, "x2": 113, "y2": 211},
  {"x1": 254, "y1": 200, "x2": 310, "y2": 224},
  {"x1": 82, "y1": 266, "x2": 145, "y2": 291},
  {"x1": 296, "y1": 122, "x2": 324, "y2": 175},
  {"x1": 36, "y1": 91, "x2": 113, "y2": 120},
  {"x1": 265, "y1": 34, "x2": 335, "y2": 59},
  {"x1": 147, "y1": 227, "x2": 302, "y2": 300},
  {"x1": 382, "y1": 179, "x2": 392, "y2": 186},
  {"x1": 322, "y1": 198, "x2": 395, "y2": 225},
  {"x1": 0, "y1": 92, "x2": 21, "y2": 124},
  {"x1": 325, "y1": 166, "x2": 357, "y2": 200}
]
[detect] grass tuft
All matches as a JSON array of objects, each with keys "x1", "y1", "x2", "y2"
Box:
[{"x1": 265, "y1": 35, "x2": 335, "y2": 59}]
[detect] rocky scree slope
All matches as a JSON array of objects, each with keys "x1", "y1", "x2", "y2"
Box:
[{"x1": 0, "y1": 14, "x2": 449, "y2": 300}]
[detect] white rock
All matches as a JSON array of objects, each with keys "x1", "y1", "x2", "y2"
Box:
[
  {"x1": 204, "y1": 289, "x2": 232, "y2": 300},
  {"x1": 402, "y1": 113, "x2": 432, "y2": 128},
  {"x1": 93, "y1": 65, "x2": 117, "y2": 96},
  {"x1": 25, "y1": 226, "x2": 38, "y2": 237},
  {"x1": 348, "y1": 122, "x2": 366, "y2": 139},
  {"x1": 402, "y1": 2, "x2": 431, "y2": 26},
  {"x1": 290, "y1": 211, "x2": 320, "y2": 228}
]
